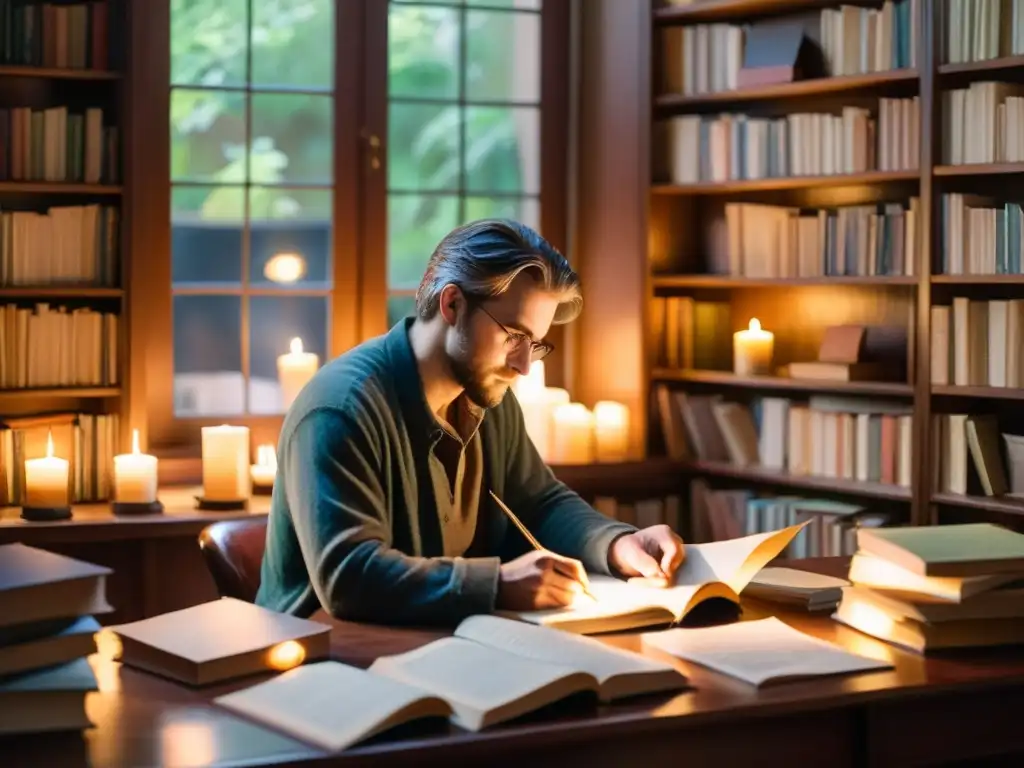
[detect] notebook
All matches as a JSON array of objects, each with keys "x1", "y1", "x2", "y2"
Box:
[
  {"x1": 856, "y1": 523, "x2": 1024, "y2": 577},
  {"x1": 641, "y1": 617, "x2": 892, "y2": 686},
  {"x1": 105, "y1": 597, "x2": 331, "y2": 685},
  {"x1": 742, "y1": 566, "x2": 848, "y2": 611},
  {"x1": 505, "y1": 523, "x2": 807, "y2": 634},
  {"x1": 0, "y1": 543, "x2": 112, "y2": 628}
]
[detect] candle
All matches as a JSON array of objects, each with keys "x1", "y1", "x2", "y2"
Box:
[
  {"x1": 201, "y1": 425, "x2": 251, "y2": 501},
  {"x1": 593, "y1": 401, "x2": 630, "y2": 462},
  {"x1": 550, "y1": 403, "x2": 595, "y2": 464},
  {"x1": 114, "y1": 429, "x2": 158, "y2": 503},
  {"x1": 250, "y1": 444, "x2": 277, "y2": 490},
  {"x1": 733, "y1": 318, "x2": 774, "y2": 376},
  {"x1": 513, "y1": 362, "x2": 571, "y2": 461},
  {"x1": 25, "y1": 430, "x2": 69, "y2": 508},
  {"x1": 277, "y1": 336, "x2": 319, "y2": 410}
]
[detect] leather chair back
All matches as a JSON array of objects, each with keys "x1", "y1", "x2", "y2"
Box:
[{"x1": 197, "y1": 518, "x2": 268, "y2": 602}]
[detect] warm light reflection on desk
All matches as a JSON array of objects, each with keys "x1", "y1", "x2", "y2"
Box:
[{"x1": 160, "y1": 713, "x2": 216, "y2": 768}]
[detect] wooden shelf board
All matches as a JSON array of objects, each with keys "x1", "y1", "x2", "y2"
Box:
[
  {"x1": 0, "y1": 65, "x2": 120, "y2": 80},
  {"x1": 933, "y1": 163, "x2": 1024, "y2": 177},
  {"x1": 0, "y1": 387, "x2": 120, "y2": 399},
  {"x1": 653, "y1": 368, "x2": 914, "y2": 396},
  {"x1": 652, "y1": 274, "x2": 917, "y2": 288},
  {"x1": 683, "y1": 460, "x2": 912, "y2": 500},
  {"x1": 939, "y1": 56, "x2": 1024, "y2": 77},
  {"x1": 930, "y1": 275, "x2": 1024, "y2": 284},
  {"x1": 651, "y1": 170, "x2": 919, "y2": 194},
  {"x1": 655, "y1": 70, "x2": 917, "y2": 110},
  {"x1": 0, "y1": 286, "x2": 123, "y2": 298},
  {"x1": 0, "y1": 182, "x2": 122, "y2": 194},
  {"x1": 653, "y1": 0, "x2": 835, "y2": 24},
  {"x1": 932, "y1": 385, "x2": 1024, "y2": 400},
  {"x1": 932, "y1": 492, "x2": 1024, "y2": 516}
]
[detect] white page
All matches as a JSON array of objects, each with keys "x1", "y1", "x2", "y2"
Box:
[
  {"x1": 673, "y1": 524, "x2": 808, "y2": 592},
  {"x1": 641, "y1": 617, "x2": 892, "y2": 686}
]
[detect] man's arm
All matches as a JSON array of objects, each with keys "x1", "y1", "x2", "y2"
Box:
[
  {"x1": 501, "y1": 396, "x2": 637, "y2": 575},
  {"x1": 283, "y1": 403, "x2": 501, "y2": 625}
]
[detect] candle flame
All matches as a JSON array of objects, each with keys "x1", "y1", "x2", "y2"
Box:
[
  {"x1": 289, "y1": 337, "x2": 303, "y2": 355},
  {"x1": 748, "y1": 318, "x2": 761, "y2": 332},
  {"x1": 131, "y1": 429, "x2": 141, "y2": 455},
  {"x1": 46, "y1": 429, "x2": 54, "y2": 458},
  {"x1": 266, "y1": 640, "x2": 306, "y2": 671}
]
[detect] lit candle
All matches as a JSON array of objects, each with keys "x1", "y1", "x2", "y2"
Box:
[
  {"x1": 114, "y1": 429, "x2": 158, "y2": 503},
  {"x1": 277, "y1": 337, "x2": 319, "y2": 410},
  {"x1": 593, "y1": 401, "x2": 630, "y2": 462},
  {"x1": 201, "y1": 425, "x2": 251, "y2": 501},
  {"x1": 250, "y1": 444, "x2": 277, "y2": 490},
  {"x1": 733, "y1": 318, "x2": 774, "y2": 376},
  {"x1": 513, "y1": 362, "x2": 572, "y2": 461},
  {"x1": 550, "y1": 403, "x2": 595, "y2": 464},
  {"x1": 25, "y1": 430, "x2": 69, "y2": 508}
]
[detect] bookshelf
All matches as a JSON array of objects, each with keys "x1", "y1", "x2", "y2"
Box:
[
  {"x1": 0, "y1": 0, "x2": 127, "y2": 508},
  {"x1": 640, "y1": 0, "x2": 1024, "y2": 539}
]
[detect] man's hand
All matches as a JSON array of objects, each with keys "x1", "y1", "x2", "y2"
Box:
[
  {"x1": 495, "y1": 550, "x2": 591, "y2": 611},
  {"x1": 607, "y1": 525, "x2": 686, "y2": 586}
]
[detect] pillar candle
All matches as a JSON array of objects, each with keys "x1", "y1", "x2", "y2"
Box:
[
  {"x1": 277, "y1": 337, "x2": 319, "y2": 410},
  {"x1": 201, "y1": 425, "x2": 251, "y2": 501},
  {"x1": 550, "y1": 403, "x2": 595, "y2": 464},
  {"x1": 250, "y1": 444, "x2": 277, "y2": 489},
  {"x1": 593, "y1": 401, "x2": 630, "y2": 462},
  {"x1": 114, "y1": 429, "x2": 159, "y2": 503},
  {"x1": 733, "y1": 318, "x2": 774, "y2": 376},
  {"x1": 25, "y1": 430, "x2": 69, "y2": 508}
]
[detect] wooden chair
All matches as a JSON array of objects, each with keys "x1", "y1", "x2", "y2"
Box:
[{"x1": 197, "y1": 518, "x2": 268, "y2": 603}]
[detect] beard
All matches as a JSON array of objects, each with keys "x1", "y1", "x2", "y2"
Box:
[{"x1": 447, "y1": 321, "x2": 512, "y2": 409}]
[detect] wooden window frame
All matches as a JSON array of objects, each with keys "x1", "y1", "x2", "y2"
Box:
[{"x1": 128, "y1": 0, "x2": 570, "y2": 467}]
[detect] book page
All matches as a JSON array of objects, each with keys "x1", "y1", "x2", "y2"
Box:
[
  {"x1": 641, "y1": 617, "x2": 892, "y2": 686},
  {"x1": 672, "y1": 523, "x2": 808, "y2": 593},
  {"x1": 214, "y1": 661, "x2": 451, "y2": 753},
  {"x1": 368, "y1": 637, "x2": 597, "y2": 730}
]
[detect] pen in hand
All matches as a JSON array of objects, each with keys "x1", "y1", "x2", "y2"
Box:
[{"x1": 488, "y1": 490, "x2": 598, "y2": 602}]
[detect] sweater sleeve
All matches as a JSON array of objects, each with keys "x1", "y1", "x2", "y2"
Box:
[
  {"x1": 500, "y1": 395, "x2": 637, "y2": 575},
  {"x1": 283, "y1": 402, "x2": 500, "y2": 626}
]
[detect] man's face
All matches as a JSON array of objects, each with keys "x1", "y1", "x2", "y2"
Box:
[{"x1": 445, "y1": 276, "x2": 560, "y2": 409}]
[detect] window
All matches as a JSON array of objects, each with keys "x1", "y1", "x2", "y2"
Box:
[
  {"x1": 386, "y1": 0, "x2": 543, "y2": 325},
  {"x1": 169, "y1": 0, "x2": 334, "y2": 417}
]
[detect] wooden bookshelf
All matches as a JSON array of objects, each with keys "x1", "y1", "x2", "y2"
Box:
[{"x1": 653, "y1": 368, "x2": 915, "y2": 396}]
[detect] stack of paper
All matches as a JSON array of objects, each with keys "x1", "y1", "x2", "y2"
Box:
[
  {"x1": 0, "y1": 543, "x2": 110, "y2": 736},
  {"x1": 834, "y1": 523, "x2": 1024, "y2": 653},
  {"x1": 743, "y1": 566, "x2": 849, "y2": 611}
]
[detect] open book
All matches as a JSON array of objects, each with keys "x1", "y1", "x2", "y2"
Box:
[
  {"x1": 214, "y1": 615, "x2": 687, "y2": 751},
  {"x1": 504, "y1": 523, "x2": 807, "y2": 634}
]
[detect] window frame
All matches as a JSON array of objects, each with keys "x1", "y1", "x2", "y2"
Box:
[{"x1": 130, "y1": 0, "x2": 570, "y2": 458}]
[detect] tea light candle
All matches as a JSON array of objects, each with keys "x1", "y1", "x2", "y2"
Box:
[
  {"x1": 201, "y1": 425, "x2": 251, "y2": 501},
  {"x1": 733, "y1": 318, "x2": 774, "y2": 376},
  {"x1": 25, "y1": 430, "x2": 69, "y2": 508},
  {"x1": 114, "y1": 429, "x2": 158, "y2": 503},
  {"x1": 593, "y1": 400, "x2": 630, "y2": 462},
  {"x1": 250, "y1": 444, "x2": 277, "y2": 490},
  {"x1": 277, "y1": 336, "x2": 319, "y2": 410},
  {"x1": 550, "y1": 402, "x2": 595, "y2": 464}
]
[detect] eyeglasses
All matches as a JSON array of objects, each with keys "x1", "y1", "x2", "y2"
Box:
[{"x1": 476, "y1": 305, "x2": 555, "y2": 362}]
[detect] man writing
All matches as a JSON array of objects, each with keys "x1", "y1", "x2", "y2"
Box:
[{"x1": 256, "y1": 219, "x2": 685, "y2": 625}]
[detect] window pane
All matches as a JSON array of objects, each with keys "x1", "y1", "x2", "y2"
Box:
[
  {"x1": 389, "y1": 5, "x2": 460, "y2": 100},
  {"x1": 389, "y1": 102, "x2": 462, "y2": 192},
  {"x1": 388, "y1": 294, "x2": 416, "y2": 328},
  {"x1": 173, "y1": 295, "x2": 243, "y2": 417},
  {"x1": 466, "y1": 0, "x2": 541, "y2": 9},
  {"x1": 466, "y1": 11, "x2": 540, "y2": 103},
  {"x1": 388, "y1": 194, "x2": 459, "y2": 289},
  {"x1": 464, "y1": 196, "x2": 539, "y2": 230},
  {"x1": 250, "y1": 93, "x2": 333, "y2": 184},
  {"x1": 171, "y1": 88, "x2": 247, "y2": 182},
  {"x1": 248, "y1": 295, "x2": 329, "y2": 414},
  {"x1": 252, "y1": 0, "x2": 333, "y2": 89},
  {"x1": 250, "y1": 187, "x2": 332, "y2": 289},
  {"x1": 171, "y1": 0, "x2": 248, "y2": 87},
  {"x1": 464, "y1": 105, "x2": 539, "y2": 194},
  {"x1": 172, "y1": 185, "x2": 244, "y2": 287}
]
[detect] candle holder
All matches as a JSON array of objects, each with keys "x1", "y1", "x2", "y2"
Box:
[
  {"x1": 251, "y1": 483, "x2": 274, "y2": 497},
  {"x1": 21, "y1": 505, "x2": 72, "y2": 522},
  {"x1": 195, "y1": 496, "x2": 249, "y2": 512},
  {"x1": 112, "y1": 500, "x2": 165, "y2": 516}
]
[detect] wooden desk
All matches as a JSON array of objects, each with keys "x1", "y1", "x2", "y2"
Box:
[{"x1": 5, "y1": 558, "x2": 1024, "y2": 768}]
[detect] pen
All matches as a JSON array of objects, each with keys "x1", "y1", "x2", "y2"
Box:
[{"x1": 488, "y1": 490, "x2": 598, "y2": 602}]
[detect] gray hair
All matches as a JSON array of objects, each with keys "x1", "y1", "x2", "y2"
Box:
[{"x1": 415, "y1": 219, "x2": 582, "y2": 323}]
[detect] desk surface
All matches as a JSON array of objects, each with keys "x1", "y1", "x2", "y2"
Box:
[{"x1": 7, "y1": 558, "x2": 1024, "y2": 768}]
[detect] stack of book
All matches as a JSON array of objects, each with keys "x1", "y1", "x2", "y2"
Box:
[
  {"x1": 0, "y1": 542, "x2": 112, "y2": 736},
  {"x1": 833, "y1": 523, "x2": 1024, "y2": 653}
]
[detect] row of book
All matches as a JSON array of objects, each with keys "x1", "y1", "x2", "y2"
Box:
[
  {"x1": 0, "y1": 204, "x2": 119, "y2": 287},
  {"x1": 714, "y1": 199, "x2": 919, "y2": 278},
  {"x1": 942, "y1": 82, "x2": 1024, "y2": 165},
  {"x1": 931, "y1": 298, "x2": 1024, "y2": 388},
  {"x1": 0, "y1": 0, "x2": 110, "y2": 70},
  {"x1": 939, "y1": 193, "x2": 1024, "y2": 276},
  {"x1": 0, "y1": 303, "x2": 118, "y2": 390},
  {"x1": 0, "y1": 411, "x2": 119, "y2": 504},
  {"x1": 945, "y1": 0, "x2": 1024, "y2": 63},
  {"x1": 648, "y1": 298, "x2": 730, "y2": 371},
  {"x1": 665, "y1": 99, "x2": 918, "y2": 184},
  {"x1": 654, "y1": 385, "x2": 914, "y2": 489},
  {"x1": 0, "y1": 105, "x2": 118, "y2": 184},
  {"x1": 932, "y1": 412, "x2": 1018, "y2": 498}
]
